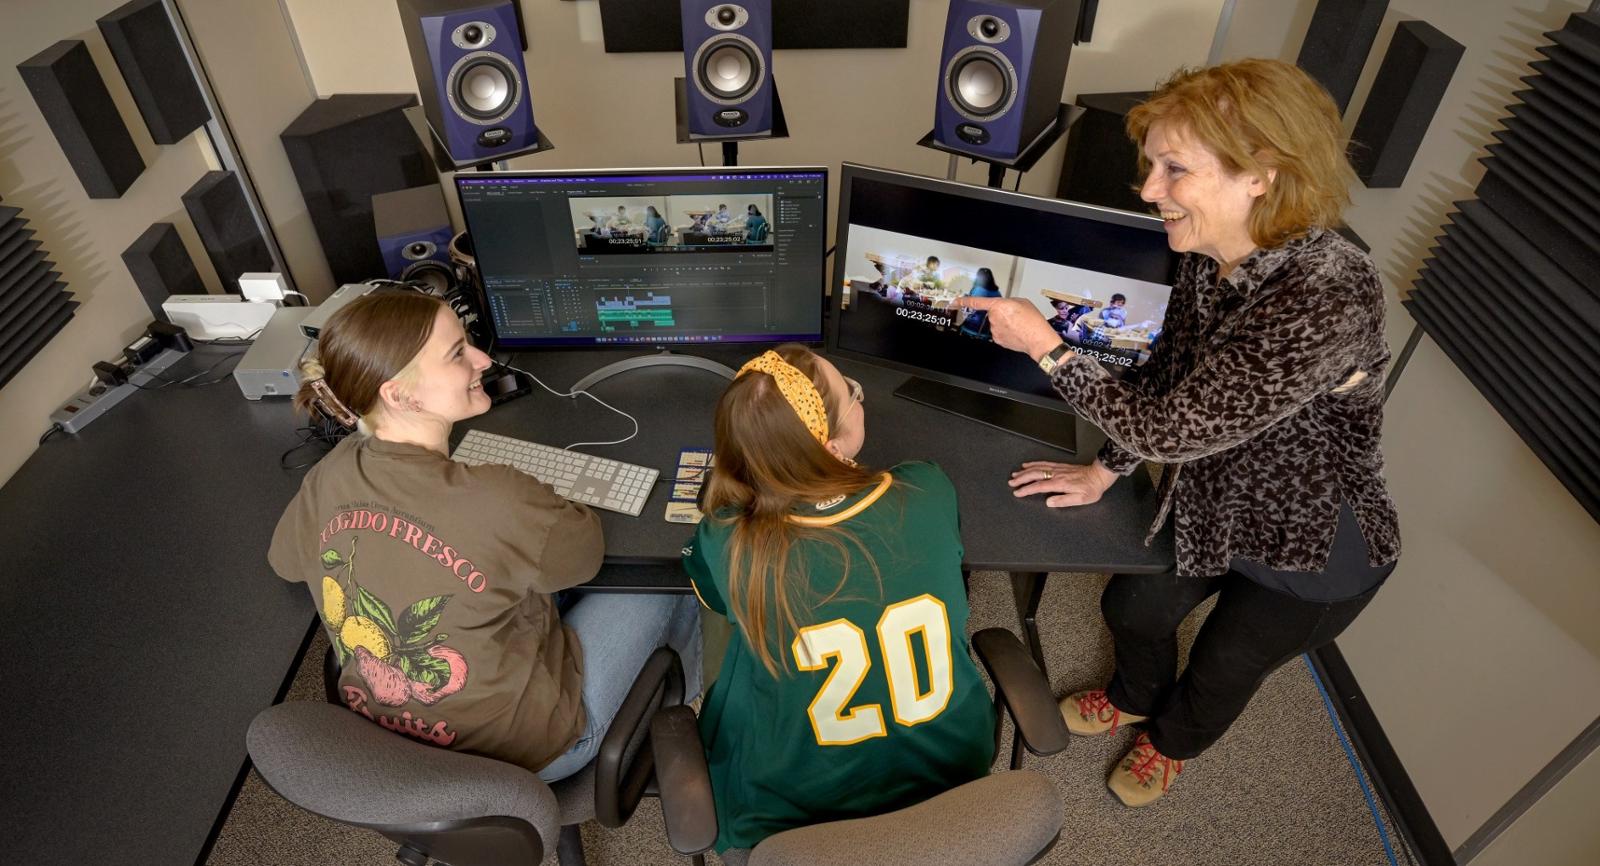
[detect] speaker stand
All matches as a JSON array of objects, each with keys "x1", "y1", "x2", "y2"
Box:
[
  {"x1": 402, "y1": 105, "x2": 555, "y2": 173},
  {"x1": 674, "y1": 77, "x2": 791, "y2": 167},
  {"x1": 918, "y1": 102, "x2": 1083, "y2": 189}
]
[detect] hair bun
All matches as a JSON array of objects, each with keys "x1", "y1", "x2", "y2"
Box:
[{"x1": 300, "y1": 357, "x2": 326, "y2": 380}]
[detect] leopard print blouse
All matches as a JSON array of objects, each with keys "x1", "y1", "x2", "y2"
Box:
[{"x1": 1050, "y1": 228, "x2": 1401, "y2": 578}]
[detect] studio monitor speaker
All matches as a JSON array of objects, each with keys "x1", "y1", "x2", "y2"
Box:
[
  {"x1": 182, "y1": 171, "x2": 273, "y2": 294},
  {"x1": 398, "y1": 0, "x2": 540, "y2": 164},
  {"x1": 281, "y1": 94, "x2": 434, "y2": 284},
  {"x1": 932, "y1": 0, "x2": 1081, "y2": 161},
  {"x1": 681, "y1": 0, "x2": 775, "y2": 136},
  {"x1": 17, "y1": 40, "x2": 145, "y2": 199},
  {"x1": 96, "y1": 0, "x2": 210, "y2": 145},
  {"x1": 1296, "y1": 0, "x2": 1389, "y2": 114},
  {"x1": 122, "y1": 222, "x2": 205, "y2": 318},
  {"x1": 373, "y1": 185, "x2": 454, "y2": 279}
]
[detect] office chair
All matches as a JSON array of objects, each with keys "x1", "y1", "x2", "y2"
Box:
[
  {"x1": 248, "y1": 645, "x2": 687, "y2": 866},
  {"x1": 650, "y1": 627, "x2": 1070, "y2": 866}
]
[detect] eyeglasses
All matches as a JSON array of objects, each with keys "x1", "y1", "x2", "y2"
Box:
[{"x1": 843, "y1": 376, "x2": 864, "y2": 406}]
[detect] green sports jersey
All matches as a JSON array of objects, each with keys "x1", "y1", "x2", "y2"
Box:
[{"x1": 683, "y1": 461, "x2": 996, "y2": 852}]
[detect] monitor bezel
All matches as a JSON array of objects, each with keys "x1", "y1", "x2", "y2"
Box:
[
  {"x1": 825, "y1": 162, "x2": 1173, "y2": 412},
  {"x1": 454, "y1": 164, "x2": 830, "y2": 353}
]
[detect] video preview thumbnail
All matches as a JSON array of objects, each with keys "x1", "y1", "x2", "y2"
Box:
[{"x1": 569, "y1": 194, "x2": 775, "y2": 254}]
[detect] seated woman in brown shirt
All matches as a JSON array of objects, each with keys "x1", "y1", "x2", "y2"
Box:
[
  {"x1": 269, "y1": 292, "x2": 700, "y2": 781},
  {"x1": 963, "y1": 59, "x2": 1400, "y2": 806}
]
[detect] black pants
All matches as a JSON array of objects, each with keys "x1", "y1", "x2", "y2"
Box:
[{"x1": 1101, "y1": 569, "x2": 1379, "y2": 760}]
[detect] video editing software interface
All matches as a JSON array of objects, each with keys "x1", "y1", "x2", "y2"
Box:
[
  {"x1": 457, "y1": 168, "x2": 827, "y2": 348},
  {"x1": 833, "y1": 169, "x2": 1179, "y2": 403}
]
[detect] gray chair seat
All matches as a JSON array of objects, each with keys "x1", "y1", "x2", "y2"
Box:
[
  {"x1": 248, "y1": 702, "x2": 560, "y2": 862},
  {"x1": 745, "y1": 771, "x2": 1061, "y2": 866},
  {"x1": 251, "y1": 644, "x2": 686, "y2": 865}
]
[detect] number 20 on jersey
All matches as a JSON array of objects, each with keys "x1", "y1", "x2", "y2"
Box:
[{"x1": 792, "y1": 594, "x2": 954, "y2": 746}]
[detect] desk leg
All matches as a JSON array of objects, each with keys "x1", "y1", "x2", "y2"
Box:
[{"x1": 1009, "y1": 571, "x2": 1048, "y2": 678}]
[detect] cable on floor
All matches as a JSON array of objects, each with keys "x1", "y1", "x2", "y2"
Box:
[{"x1": 1305, "y1": 654, "x2": 1405, "y2": 866}]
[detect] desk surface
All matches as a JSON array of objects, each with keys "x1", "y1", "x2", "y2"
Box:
[
  {"x1": 7, "y1": 344, "x2": 1171, "y2": 865},
  {"x1": 5, "y1": 348, "x2": 313, "y2": 866},
  {"x1": 474, "y1": 348, "x2": 1173, "y2": 586}
]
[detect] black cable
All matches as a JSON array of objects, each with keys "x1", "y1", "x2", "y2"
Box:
[
  {"x1": 279, "y1": 416, "x2": 350, "y2": 470},
  {"x1": 130, "y1": 349, "x2": 247, "y2": 390},
  {"x1": 38, "y1": 422, "x2": 66, "y2": 445},
  {"x1": 697, "y1": 142, "x2": 706, "y2": 167},
  {"x1": 1013, "y1": 170, "x2": 1023, "y2": 192}
]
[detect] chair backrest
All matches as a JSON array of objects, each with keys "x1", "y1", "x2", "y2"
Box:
[
  {"x1": 247, "y1": 701, "x2": 562, "y2": 866},
  {"x1": 747, "y1": 222, "x2": 769, "y2": 242},
  {"x1": 746, "y1": 770, "x2": 1062, "y2": 866}
]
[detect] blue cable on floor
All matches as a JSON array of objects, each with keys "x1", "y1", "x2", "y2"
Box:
[{"x1": 1304, "y1": 653, "x2": 1401, "y2": 866}]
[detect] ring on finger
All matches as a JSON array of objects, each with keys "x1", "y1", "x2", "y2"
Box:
[{"x1": 1042, "y1": 470, "x2": 1053, "y2": 480}]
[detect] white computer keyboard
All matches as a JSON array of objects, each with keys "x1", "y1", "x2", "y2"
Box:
[{"x1": 452, "y1": 429, "x2": 660, "y2": 516}]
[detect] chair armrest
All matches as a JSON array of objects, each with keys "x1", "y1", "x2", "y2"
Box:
[
  {"x1": 595, "y1": 646, "x2": 686, "y2": 828},
  {"x1": 650, "y1": 704, "x2": 718, "y2": 855},
  {"x1": 972, "y1": 628, "x2": 1070, "y2": 757}
]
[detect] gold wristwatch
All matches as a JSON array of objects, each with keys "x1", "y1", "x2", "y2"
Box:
[{"x1": 1036, "y1": 342, "x2": 1072, "y2": 374}]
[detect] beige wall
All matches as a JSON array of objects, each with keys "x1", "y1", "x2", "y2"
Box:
[
  {"x1": 0, "y1": 0, "x2": 224, "y2": 487},
  {"x1": 1222, "y1": 0, "x2": 1600, "y2": 855},
  {"x1": 1473, "y1": 747, "x2": 1600, "y2": 866}
]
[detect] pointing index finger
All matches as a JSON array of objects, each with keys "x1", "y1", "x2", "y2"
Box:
[{"x1": 959, "y1": 295, "x2": 1000, "y2": 311}]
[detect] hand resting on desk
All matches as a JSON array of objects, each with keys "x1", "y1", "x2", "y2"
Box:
[{"x1": 1008, "y1": 459, "x2": 1119, "y2": 508}]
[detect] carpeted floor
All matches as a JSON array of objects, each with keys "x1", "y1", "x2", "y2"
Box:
[{"x1": 208, "y1": 570, "x2": 1409, "y2": 866}]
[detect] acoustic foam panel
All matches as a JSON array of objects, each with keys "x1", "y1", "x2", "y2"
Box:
[
  {"x1": 598, "y1": 0, "x2": 908, "y2": 52},
  {"x1": 96, "y1": 0, "x2": 210, "y2": 145},
  {"x1": 182, "y1": 171, "x2": 272, "y2": 293},
  {"x1": 1349, "y1": 19, "x2": 1463, "y2": 188},
  {"x1": 281, "y1": 94, "x2": 434, "y2": 284},
  {"x1": 16, "y1": 40, "x2": 145, "y2": 199},
  {"x1": 1295, "y1": 0, "x2": 1389, "y2": 114},
  {"x1": 122, "y1": 223, "x2": 205, "y2": 319},
  {"x1": 0, "y1": 195, "x2": 75, "y2": 393}
]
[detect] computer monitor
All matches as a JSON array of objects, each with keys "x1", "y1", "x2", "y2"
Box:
[
  {"x1": 455, "y1": 167, "x2": 828, "y2": 357},
  {"x1": 828, "y1": 163, "x2": 1178, "y2": 452}
]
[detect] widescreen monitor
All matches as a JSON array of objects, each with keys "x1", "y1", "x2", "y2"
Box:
[
  {"x1": 828, "y1": 164, "x2": 1179, "y2": 449},
  {"x1": 455, "y1": 166, "x2": 828, "y2": 350}
]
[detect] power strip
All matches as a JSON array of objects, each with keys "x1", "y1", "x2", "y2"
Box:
[{"x1": 50, "y1": 348, "x2": 188, "y2": 434}]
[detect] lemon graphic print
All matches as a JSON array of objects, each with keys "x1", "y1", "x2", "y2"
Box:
[{"x1": 320, "y1": 536, "x2": 469, "y2": 707}]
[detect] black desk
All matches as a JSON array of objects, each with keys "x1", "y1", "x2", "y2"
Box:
[
  {"x1": 7, "y1": 344, "x2": 1171, "y2": 865},
  {"x1": 5, "y1": 349, "x2": 314, "y2": 866}
]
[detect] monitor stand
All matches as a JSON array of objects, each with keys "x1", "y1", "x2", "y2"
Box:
[
  {"x1": 570, "y1": 349, "x2": 737, "y2": 392},
  {"x1": 894, "y1": 376, "x2": 1077, "y2": 454}
]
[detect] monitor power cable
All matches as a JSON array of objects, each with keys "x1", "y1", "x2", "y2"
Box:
[{"x1": 501, "y1": 361, "x2": 640, "y2": 452}]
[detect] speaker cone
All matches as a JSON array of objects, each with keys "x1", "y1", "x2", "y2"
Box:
[
  {"x1": 952, "y1": 55, "x2": 1008, "y2": 116},
  {"x1": 700, "y1": 40, "x2": 758, "y2": 99},
  {"x1": 454, "y1": 56, "x2": 515, "y2": 119},
  {"x1": 404, "y1": 240, "x2": 437, "y2": 261}
]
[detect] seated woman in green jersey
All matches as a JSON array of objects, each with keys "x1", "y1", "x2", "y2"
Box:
[{"x1": 682, "y1": 345, "x2": 996, "y2": 853}]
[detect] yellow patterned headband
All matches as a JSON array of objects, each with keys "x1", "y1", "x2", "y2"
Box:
[{"x1": 737, "y1": 351, "x2": 830, "y2": 444}]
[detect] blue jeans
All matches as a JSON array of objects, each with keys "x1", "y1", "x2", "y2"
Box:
[{"x1": 538, "y1": 592, "x2": 703, "y2": 782}]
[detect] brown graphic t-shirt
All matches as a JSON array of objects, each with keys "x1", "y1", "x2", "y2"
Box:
[{"x1": 268, "y1": 434, "x2": 603, "y2": 773}]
